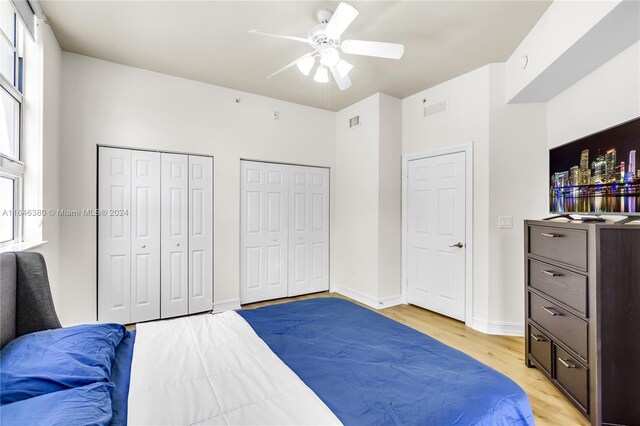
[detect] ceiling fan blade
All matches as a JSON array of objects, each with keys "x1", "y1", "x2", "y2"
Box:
[
  {"x1": 341, "y1": 40, "x2": 405, "y2": 59},
  {"x1": 268, "y1": 52, "x2": 315, "y2": 79},
  {"x1": 330, "y1": 66, "x2": 352, "y2": 91},
  {"x1": 324, "y1": 2, "x2": 359, "y2": 40},
  {"x1": 249, "y1": 30, "x2": 309, "y2": 43}
]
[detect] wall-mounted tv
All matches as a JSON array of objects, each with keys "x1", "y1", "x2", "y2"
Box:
[{"x1": 549, "y1": 117, "x2": 640, "y2": 216}]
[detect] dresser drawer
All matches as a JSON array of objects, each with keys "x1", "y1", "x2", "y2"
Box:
[
  {"x1": 529, "y1": 292, "x2": 588, "y2": 360},
  {"x1": 555, "y1": 346, "x2": 589, "y2": 411},
  {"x1": 528, "y1": 324, "x2": 552, "y2": 374},
  {"x1": 528, "y1": 225, "x2": 587, "y2": 270},
  {"x1": 528, "y1": 259, "x2": 587, "y2": 316}
]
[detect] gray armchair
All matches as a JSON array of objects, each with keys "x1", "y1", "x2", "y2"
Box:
[{"x1": 0, "y1": 252, "x2": 61, "y2": 349}]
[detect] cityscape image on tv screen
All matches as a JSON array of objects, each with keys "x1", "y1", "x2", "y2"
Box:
[{"x1": 549, "y1": 117, "x2": 640, "y2": 215}]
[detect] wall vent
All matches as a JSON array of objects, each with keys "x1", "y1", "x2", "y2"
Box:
[
  {"x1": 349, "y1": 115, "x2": 360, "y2": 128},
  {"x1": 423, "y1": 100, "x2": 448, "y2": 118}
]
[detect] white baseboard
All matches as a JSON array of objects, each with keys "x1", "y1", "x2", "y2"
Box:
[
  {"x1": 332, "y1": 284, "x2": 403, "y2": 310},
  {"x1": 470, "y1": 317, "x2": 524, "y2": 336},
  {"x1": 378, "y1": 294, "x2": 403, "y2": 308},
  {"x1": 212, "y1": 298, "x2": 241, "y2": 314}
]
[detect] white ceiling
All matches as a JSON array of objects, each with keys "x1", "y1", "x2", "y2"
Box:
[{"x1": 41, "y1": 1, "x2": 551, "y2": 111}]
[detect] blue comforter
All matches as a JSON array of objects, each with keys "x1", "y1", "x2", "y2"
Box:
[{"x1": 239, "y1": 298, "x2": 534, "y2": 426}]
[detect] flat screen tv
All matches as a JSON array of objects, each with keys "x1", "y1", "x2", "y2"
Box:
[{"x1": 549, "y1": 117, "x2": 640, "y2": 216}]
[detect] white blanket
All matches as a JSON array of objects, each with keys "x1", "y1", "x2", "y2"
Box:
[{"x1": 127, "y1": 311, "x2": 341, "y2": 425}]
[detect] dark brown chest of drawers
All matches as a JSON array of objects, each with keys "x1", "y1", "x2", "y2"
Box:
[{"x1": 525, "y1": 220, "x2": 640, "y2": 425}]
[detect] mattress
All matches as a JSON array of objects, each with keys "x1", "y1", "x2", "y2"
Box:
[{"x1": 116, "y1": 297, "x2": 534, "y2": 425}]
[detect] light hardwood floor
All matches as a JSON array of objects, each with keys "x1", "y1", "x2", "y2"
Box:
[{"x1": 244, "y1": 292, "x2": 589, "y2": 426}]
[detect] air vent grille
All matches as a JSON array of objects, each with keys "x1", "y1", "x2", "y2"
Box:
[
  {"x1": 423, "y1": 100, "x2": 448, "y2": 118},
  {"x1": 349, "y1": 115, "x2": 360, "y2": 128}
]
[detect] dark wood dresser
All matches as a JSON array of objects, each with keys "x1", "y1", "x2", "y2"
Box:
[{"x1": 525, "y1": 220, "x2": 640, "y2": 425}]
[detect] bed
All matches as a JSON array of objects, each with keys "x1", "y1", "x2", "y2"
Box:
[{"x1": 1, "y1": 253, "x2": 534, "y2": 426}]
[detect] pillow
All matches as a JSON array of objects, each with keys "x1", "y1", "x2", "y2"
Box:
[
  {"x1": 0, "y1": 323, "x2": 125, "y2": 405},
  {"x1": 0, "y1": 382, "x2": 114, "y2": 426}
]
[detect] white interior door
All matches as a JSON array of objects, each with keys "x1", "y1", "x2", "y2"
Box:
[
  {"x1": 98, "y1": 147, "x2": 132, "y2": 323},
  {"x1": 130, "y1": 150, "x2": 161, "y2": 323},
  {"x1": 188, "y1": 155, "x2": 213, "y2": 314},
  {"x1": 161, "y1": 153, "x2": 189, "y2": 318},
  {"x1": 240, "y1": 161, "x2": 289, "y2": 304},
  {"x1": 407, "y1": 152, "x2": 466, "y2": 321},
  {"x1": 288, "y1": 166, "x2": 329, "y2": 297}
]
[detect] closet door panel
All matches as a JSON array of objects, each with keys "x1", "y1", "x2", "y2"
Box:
[
  {"x1": 98, "y1": 147, "x2": 132, "y2": 324},
  {"x1": 241, "y1": 162, "x2": 265, "y2": 304},
  {"x1": 288, "y1": 166, "x2": 329, "y2": 297},
  {"x1": 288, "y1": 167, "x2": 310, "y2": 297},
  {"x1": 130, "y1": 150, "x2": 161, "y2": 323},
  {"x1": 188, "y1": 155, "x2": 213, "y2": 314},
  {"x1": 161, "y1": 153, "x2": 189, "y2": 318},
  {"x1": 308, "y1": 168, "x2": 329, "y2": 293},
  {"x1": 264, "y1": 165, "x2": 289, "y2": 300},
  {"x1": 240, "y1": 161, "x2": 289, "y2": 304}
]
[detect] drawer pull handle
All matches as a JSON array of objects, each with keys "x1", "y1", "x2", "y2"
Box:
[
  {"x1": 540, "y1": 232, "x2": 561, "y2": 238},
  {"x1": 530, "y1": 334, "x2": 546, "y2": 342},
  {"x1": 558, "y1": 358, "x2": 577, "y2": 369},
  {"x1": 541, "y1": 269, "x2": 561, "y2": 277},
  {"x1": 542, "y1": 306, "x2": 561, "y2": 316}
]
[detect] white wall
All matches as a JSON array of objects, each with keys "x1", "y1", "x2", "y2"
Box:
[
  {"x1": 58, "y1": 53, "x2": 335, "y2": 325},
  {"x1": 402, "y1": 66, "x2": 492, "y2": 325},
  {"x1": 18, "y1": 19, "x2": 63, "y2": 299},
  {"x1": 547, "y1": 41, "x2": 640, "y2": 148},
  {"x1": 333, "y1": 94, "x2": 381, "y2": 300},
  {"x1": 332, "y1": 92, "x2": 402, "y2": 306},
  {"x1": 36, "y1": 23, "x2": 63, "y2": 300},
  {"x1": 488, "y1": 64, "x2": 547, "y2": 327},
  {"x1": 377, "y1": 93, "x2": 402, "y2": 301}
]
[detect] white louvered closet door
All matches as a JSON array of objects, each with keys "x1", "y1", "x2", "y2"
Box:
[
  {"x1": 130, "y1": 150, "x2": 161, "y2": 323},
  {"x1": 161, "y1": 153, "x2": 189, "y2": 318},
  {"x1": 288, "y1": 166, "x2": 329, "y2": 297},
  {"x1": 240, "y1": 161, "x2": 289, "y2": 304},
  {"x1": 188, "y1": 155, "x2": 213, "y2": 314},
  {"x1": 98, "y1": 147, "x2": 132, "y2": 324}
]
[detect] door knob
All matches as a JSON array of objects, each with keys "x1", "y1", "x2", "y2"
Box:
[
  {"x1": 141, "y1": 245, "x2": 146, "y2": 249},
  {"x1": 272, "y1": 237, "x2": 277, "y2": 241},
  {"x1": 176, "y1": 243, "x2": 181, "y2": 247},
  {"x1": 449, "y1": 242, "x2": 464, "y2": 248}
]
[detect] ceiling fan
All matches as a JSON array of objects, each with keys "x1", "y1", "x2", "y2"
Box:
[{"x1": 250, "y1": 2, "x2": 405, "y2": 91}]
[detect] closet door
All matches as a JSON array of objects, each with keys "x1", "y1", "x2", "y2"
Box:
[
  {"x1": 130, "y1": 150, "x2": 161, "y2": 323},
  {"x1": 288, "y1": 166, "x2": 329, "y2": 297},
  {"x1": 161, "y1": 153, "x2": 189, "y2": 318},
  {"x1": 98, "y1": 147, "x2": 132, "y2": 323},
  {"x1": 240, "y1": 161, "x2": 289, "y2": 304},
  {"x1": 188, "y1": 155, "x2": 213, "y2": 314}
]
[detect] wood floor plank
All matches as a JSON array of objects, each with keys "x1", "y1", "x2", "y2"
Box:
[{"x1": 244, "y1": 292, "x2": 589, "y2": 426}]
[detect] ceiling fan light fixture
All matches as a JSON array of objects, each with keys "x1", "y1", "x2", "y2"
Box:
[
  {"x1": 296, "y1": 55, "x2": 316, "y2": 76},
  {"x1": 253, "y1": 2, "x2": 405, "y2": 91},
  {"x1": 335, "y1": 59, "x2": 353, "y2": 78},
  {"x1": 319, "y1": 48, "x2": 340, "y2": 67},
  {"x1": 314, "y1": 65, "x2": 329, "y2": 83}
]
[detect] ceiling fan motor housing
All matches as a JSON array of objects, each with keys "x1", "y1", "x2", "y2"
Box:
[
  {"x1": 316, "y1": 9, "x2": 334, "y2": 24},
  {"x1": 308, "y1": 24, "x2": 339, "y2": 50}
]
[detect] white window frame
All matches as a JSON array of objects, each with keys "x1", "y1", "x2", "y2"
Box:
[{"x1": 0, "y1": 4, "x2": 24, "y2": 248}]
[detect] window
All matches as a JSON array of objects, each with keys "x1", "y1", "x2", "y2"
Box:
[{"x1": 0, "y1": 1, "x2": 23, "y2": 247}]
